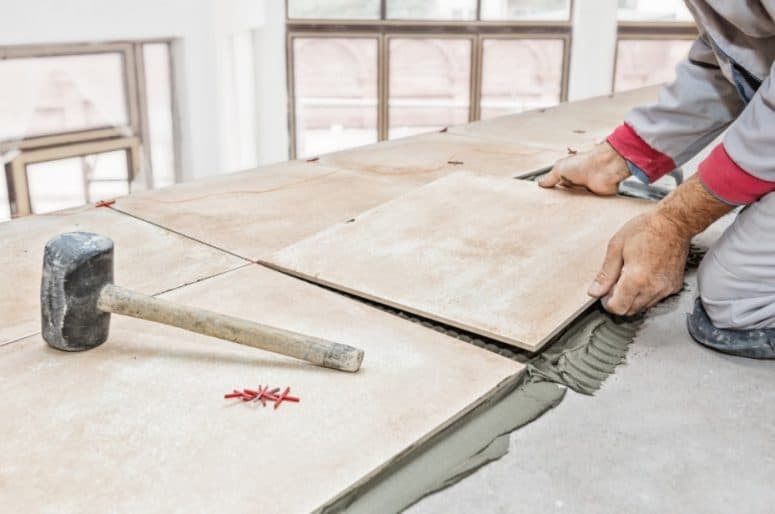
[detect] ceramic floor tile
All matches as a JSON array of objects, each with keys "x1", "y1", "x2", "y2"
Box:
[
  {"x1": 317, "y1": 132, "x2": 565, "y2": 180},
  {"x1": 113, "y1": 160, "x2": 430, "y2": 261},
  {"x1": 266, "y1": 172, "x2": 653, "y2": 351},
  {"x1": 0, "y1": 265, "x2": 522, "y2": 513},
  {"x1": 0, "y1": 206, "x2": 244, "y2": 345},
  {"x1": 449, "y1": 86, "x2": 660, "y2": 152}
]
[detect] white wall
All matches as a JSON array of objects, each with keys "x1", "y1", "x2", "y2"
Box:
[{"x1": 0, "y1": 0, "x2": 288, "y2": 181}]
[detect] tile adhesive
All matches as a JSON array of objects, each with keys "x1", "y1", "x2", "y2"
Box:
[{"x1": 319, "y1": 241, "x2": 706, "y2": 512}]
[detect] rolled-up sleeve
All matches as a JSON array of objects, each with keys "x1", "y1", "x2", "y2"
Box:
[
  {"x1": 607, "y1": 37, "x2": 744, "y2": 184},
  {"x1": 699, "y1": 62, "x2": 775, "y2": 205}
]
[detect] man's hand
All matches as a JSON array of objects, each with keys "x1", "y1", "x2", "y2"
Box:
[
  {"x1": 538, "y1": 142, "x2": 631, "y2": 195},
  {"x1": 588, "y1": 175, "x2": 734, "y2": 316},
  {"x1": 589, "y1": 212, "x2": 689, "y2": 315}
]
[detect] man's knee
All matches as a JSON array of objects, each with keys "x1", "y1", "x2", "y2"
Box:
[
  {"x1": 697, "y1": 248, "x2": 775, "y2": 330},
  {"x1": 697, "y1": 251, "x2": 740, "y2": 329}
]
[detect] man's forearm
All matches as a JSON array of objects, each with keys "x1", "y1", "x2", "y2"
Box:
[{"x1": 654, "y1": 174, "x2": 734, "y2": 240}]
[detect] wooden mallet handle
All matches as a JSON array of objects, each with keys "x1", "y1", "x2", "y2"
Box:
[{"x1": 97, "y1": 284, "x2": 364, "y2": 372}]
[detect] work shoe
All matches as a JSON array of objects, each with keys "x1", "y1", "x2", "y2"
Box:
[{"x1": 686, "y1": 298, "x2": 775, "y2": 359}]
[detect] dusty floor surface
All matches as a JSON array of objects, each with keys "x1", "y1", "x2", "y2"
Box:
[{"x1": 409, "y1": 268, "x2": 775, "y2": 514}]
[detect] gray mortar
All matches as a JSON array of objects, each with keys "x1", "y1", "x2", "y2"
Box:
[
  {"x1": 527, "y1": 309, "x2": 642, "y2": 395},
  {"x1": 319, "y1": 371, "x2": 566, "y2": 514}
]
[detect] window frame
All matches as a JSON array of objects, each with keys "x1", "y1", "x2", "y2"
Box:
[
  {"x1": 285, "y1": 0, "x2": 573, "y2": 159},
  {"x1": 0, "y1": 42, "x2": 141, "y2": 153},
  {"x1": 6, "y1": 136, "x2": 141, "y2": 216},
  {"x1": 0, "y1": 39, "x2": 179, "y2": 218}
]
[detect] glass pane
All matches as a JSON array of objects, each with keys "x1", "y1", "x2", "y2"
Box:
[
  {"x1": 26, "y1": 150, "x2": 130, "y2": 214},
  {"x1": 389, "y1": 38, "x2": 471, "y2": 139},
  {"x1": 480, "y1": 0, "x2": 571, "y2": 21},
  {"x1": 480, "y1": 39, "x2": 564, "y2": 120},
  {"x1": 614, "y1": 39, "x2": 693, "y2": 92},
  {"x1": 287, "y1": 0, "x2": 380, "y2": 19},
  {"x1": 0, "y1": 169, "x2": 10, "y2": 222},
  {"x1": 387, "y1": 0, "x2": 477, "y2": 20},
  {"x1": 293, "y1": 38, "x2": 378, "y2": 158},
  {"x1": 617, "y1": 0, "x2": 693, "y2": 21},
  {"x1": 0, "y1": 53, "x2": 129, "y2": 142},
  {"x1": 143, "y1": 43, "x2": 177, "y2": 188}
]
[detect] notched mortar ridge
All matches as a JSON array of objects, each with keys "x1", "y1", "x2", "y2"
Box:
[{"x1": 526, "y1": 308, "x2": 642, "y2": 395}]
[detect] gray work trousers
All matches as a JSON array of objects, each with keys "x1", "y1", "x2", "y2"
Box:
[{"x1": 698, "y1": 192, "x2": 775, "y2": 329}]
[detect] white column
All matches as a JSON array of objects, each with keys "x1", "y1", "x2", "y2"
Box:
[{"x1": 567, "y1": 0, "x2": 619, "y2": 101}]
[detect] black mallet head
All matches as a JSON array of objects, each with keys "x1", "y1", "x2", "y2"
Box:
[{"x1": 41, "y1": 232, "x2": 115, "y2": 351}]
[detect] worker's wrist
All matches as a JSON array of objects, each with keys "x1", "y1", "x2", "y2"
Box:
[
  {"x1": 653, "y1": 175, "x2": 734, "y2": 240},
  {"x1": 649, "y1": 208, "x2": 694, "y2": 241},
  {"x1": 591, "y1": 142, "x2": 631, "y2": 185}
]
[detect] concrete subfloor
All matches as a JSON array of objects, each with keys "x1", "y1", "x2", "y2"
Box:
[{"x1": 409, "y1": 268, "x2": 775, "y2": 513}]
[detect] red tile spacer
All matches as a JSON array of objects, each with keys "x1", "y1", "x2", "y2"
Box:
[
  {"x1": 274, "y1": 387, "x2": 300, "y2": 410},
  {"x1": 95, "y1": 199, "x2": 116, "y2": 208}
]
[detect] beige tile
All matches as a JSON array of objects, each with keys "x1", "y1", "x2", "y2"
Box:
[
  {"x1": 113, "y1": 161, "x2": 426, "y2": 261},
  {"x1": 318, "y1": 132, "x2": 565, "y2": 180},
  {"x1": 0, "y1": 265, "x2": 521, "y2": 513},
  {"x1": 266, "y1": 172, "x2": 653, "y2": 351},
  {"x1": 0, "y1": 207, "x2": 244, "y2": 345},
  {"x1": 449, "y1": 86, "x2": 661, "y2": 152}
]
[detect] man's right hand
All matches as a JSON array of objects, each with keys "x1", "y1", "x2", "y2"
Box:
[{"x1": 538, "y1": 142, "x2": 631, "y2": 196}]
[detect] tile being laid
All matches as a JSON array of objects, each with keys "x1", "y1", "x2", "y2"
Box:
[
  {"x1": 449, "y1": 86, "x2": 660, "y2": 152},
  {"x1": 317, "y1": 132, "x2": 565, "y2": 180},
  {"x1": 266, "y1": 171, "x2": 653, "y2": 352},
  {"x1": 0, "y1": 206, "x2": 244, "y2": 345},
  {"x1": 0, "y1": 265, "x2": 522, "y2": 513},
  {"x1": 113, "y1": 160, "x2": 429, "y2": 261}
]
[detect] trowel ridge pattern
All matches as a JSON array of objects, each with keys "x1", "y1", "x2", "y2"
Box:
[{"x1": 527, "y1": 308, "x2": 642, "y2": 395}]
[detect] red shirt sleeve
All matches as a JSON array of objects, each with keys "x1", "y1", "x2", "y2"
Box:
[
  {"x1": 607, "y1": 123, "x2": 676, "y2": 183},
  {"x1": 698, "y1": 144, "x2": 775, "y2": 205}
]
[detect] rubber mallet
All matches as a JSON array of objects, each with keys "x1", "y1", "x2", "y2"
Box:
[{"x1": 40, "y1": 232, "x2": 363, "y2": 372}]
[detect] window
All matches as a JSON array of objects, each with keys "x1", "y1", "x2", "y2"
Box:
[
  {"x1": 292, "y1": 37, "x2": 379, "y2": 158},
  {"x1": 480, "y1": 0, "x2": 572, "y2": 21},
  {"x1": 287, "y1": 0, "x2": 570, "y2": 158},
  {"x1": 387, "y1": 0, "x2": 477, "y2": 20},
  {"x1": 617, "y1": 0, "x2": 692, "y2": 22},
  {"x1": 5, "y1": 137, "x2": 140, "y2": 216},
  {"x1": 26, "y1": 150, "x2": 130, "y2": 215},
  {"x1": 614, "y1": 1, "x2": 696, "y2": 93},
  {"x1": 0, "y1": 53, "x2": 129, "y2": 142},
  {"x1": 614, "y1": 39, "x2": 694, "y2": 92},
  {"x1": 0, "y1": 41, "x2": 178, "y2": 220},
  {"x1": 480, "y1": 38, "x2": 564, "y2": 119},
  {"x1": 388, "y1": 37, "x2": 472, "y2": 138},
  {"x1": 287, "y1": 0, "x2": 381, "y2": 19}
]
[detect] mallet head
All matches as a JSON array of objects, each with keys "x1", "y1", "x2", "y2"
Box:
[{"x1": 41, "y1": 232, "x2": 114, "y2": 351}]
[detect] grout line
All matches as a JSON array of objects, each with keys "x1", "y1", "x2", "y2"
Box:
[
  {"x1": 0, "y1": 331, "x2": 41, "y2": 348},
  {"x1": 152, "y1": 262, "x2": 253, "y2": 296},
  {"x1": 106, "y1": 205, "x2": 254, "y2": 262}
]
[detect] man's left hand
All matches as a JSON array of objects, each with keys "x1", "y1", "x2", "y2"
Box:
[{"x1": 588, "y1": 211, "x2": 690, "y2": 316}]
